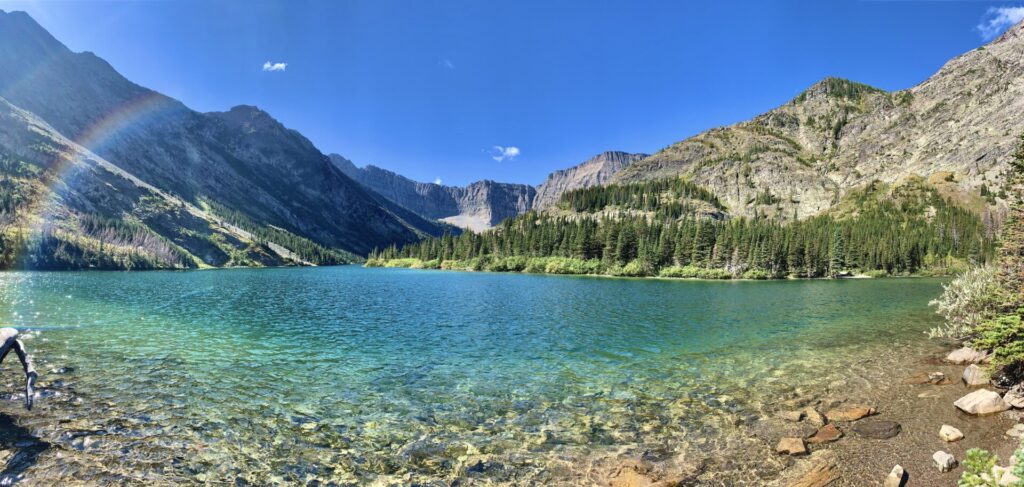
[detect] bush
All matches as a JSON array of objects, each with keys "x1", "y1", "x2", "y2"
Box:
[
  {"x1": 440, "y1": 259, "x2": 469, "y2": 270},
  {"x1": 659, "y1": 266, "x2": 701, "y2": 278},
  {"x1": 606, "y1": 260, "x2": 653, "y2": 277},
  {"x1": 928, "y1": 264, "x2": 1003, "y2": 339},
  {"x1": 382, "y1": 258, "x2": 421, "y2": 268},
  {"x1": 741, "y1": 269, "x2": 772, "y2": 280},
  {"x1": 487, "y1": 256, "x2": 528, "y2": 272},
  {"x1": 958, "y1": 447, "x2": 1001, "y2": 487},
  {"x1": 971, "y1": 309, "x2": 1024, "y2": 368},
  {"x1": 420, "y1": 259, "x2": 441, "y2": 269},
  {"x1": 863, "y1": 269, "x2": 889, "y2": 278},
  {"x1": 524, "y1": 257, "x2": 550, "y2": 274},
  {"x1": 544, "y1": 257, "x2": 601, "y2": 275}
]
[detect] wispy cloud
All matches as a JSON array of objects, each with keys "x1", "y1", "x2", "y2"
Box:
[
  {"x1": 977, "y1": 6, "x2": 1024, "y2": 40},
  {"x1": 434, "y1": 177, "x2": 443, "y2": 185},
  {"x1": 262, "y1": 61, "x2": 288, "y2": 72},
  {"x1": 438, "y1": 59, "x2": 455, "y2": 69},
  {"x1": 490, "y1": 145, "x2": 520, "y2": 162}
]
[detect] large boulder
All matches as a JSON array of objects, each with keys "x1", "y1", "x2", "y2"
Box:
[
  {"x1": 963, "y1": 364, "x2": 991, "y2": 386},
  {"x1": 954, "y1": 389, "x2": 1011, "y2": 415},
  {"x1": 947, "y1": 347, "x2": 990, "y2": 365}
]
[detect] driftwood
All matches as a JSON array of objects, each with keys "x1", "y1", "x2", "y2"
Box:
[{"x1": 0, "y1": 329, "x2": 36, "y2": 410}]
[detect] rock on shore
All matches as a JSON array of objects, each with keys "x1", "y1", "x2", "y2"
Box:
[
  {"x1": 954, "y1": 389, "x2": 1011, "y2": 415},
  {"x1": 946, "y1": 347, "x2": 990, "y2": 365}
]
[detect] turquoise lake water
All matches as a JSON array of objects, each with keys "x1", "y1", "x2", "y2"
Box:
[{"x1": 0, "y1": 267, "x2": 947, "y2": 484}]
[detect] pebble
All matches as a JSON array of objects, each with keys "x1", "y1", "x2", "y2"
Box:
[
  {"x1": 807, "y1": 424, "x2": 842, "y2": 444},
  {"x1": 825, "y1": 405, "x2": 875, "y2": 422},
  {"x1": 803, "y1": 407, "x2": 826, "y2": 427}
]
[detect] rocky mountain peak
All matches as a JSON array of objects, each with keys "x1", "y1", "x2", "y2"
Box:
[{"x1": 0, "y1": 10, "x2": 67, "y2": 57}]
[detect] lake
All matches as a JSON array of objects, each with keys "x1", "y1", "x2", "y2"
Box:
[{"x1": 0, "y1": 267, "x2": 947, "y2": 485}]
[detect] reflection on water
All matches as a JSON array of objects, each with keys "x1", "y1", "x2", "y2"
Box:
[{"x1": 0, "y1": 268, "x2": 945, "y2": 484}]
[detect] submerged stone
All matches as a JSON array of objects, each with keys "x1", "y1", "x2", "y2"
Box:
[
  {"x1": 939, "y1": 425, "x2": 963, "y2": 442},
  {"x1": 947, "y1": 347, "x2": 989, "y2": 365},
  {"x1": 852, "y1": 420, "x2": 901, "y2": 439},
  {"x1": 776, "y1": 437, "x2": 807, "y2": 455},
  {"x1": 933, "y1": 451, "x2": 956, "y2": 472},
  {"x1": 806, "y1": 424, "x2": 842, "y2": 444},
  {"x1": 825, "y1": 405, "x2": 875, "y2": 422},
  {"x1": 963, "y1": 364, "x2": 990, "y2": 386}
]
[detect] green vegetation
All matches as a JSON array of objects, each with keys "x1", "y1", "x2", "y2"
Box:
[
  {"x1": 370, "y1": 177, "x2": 992, "y2": 279},
  {"x1": 794, "y1": 77, "x2": 884, "y2": 104},
  {"x1": 203, "y1": 200, "x2": 357, "y2": 265}
]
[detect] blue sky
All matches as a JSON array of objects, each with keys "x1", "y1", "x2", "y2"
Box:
[{"x1": 3, "y1": 1, "x2": 1022, "y2": 186}]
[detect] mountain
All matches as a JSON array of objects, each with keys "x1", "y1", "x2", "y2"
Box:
[
  {"x1": 331, "y1": 155, "x2": 535, "y2": 231},
  {"x1": 0, "y1": 10, "x2": 445, "y2": 269},
  {"x1": 533, "y1": 151, "x2": 648, "y2": 210},
  {"x1": 614, "y1": 23, "x2": 1024, "y2": 222},
  {"x1": 332, "y1": 151, "x2": 647, "y2": 231}
]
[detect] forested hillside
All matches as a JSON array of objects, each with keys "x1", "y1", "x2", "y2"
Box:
[{"x1": 369, "y1": 177, "x2": 994, "y2": 279}]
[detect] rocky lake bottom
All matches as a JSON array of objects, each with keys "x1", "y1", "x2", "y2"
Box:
[{"x1": 0, "y1": 267, "x2": 1017, "y2": 485}]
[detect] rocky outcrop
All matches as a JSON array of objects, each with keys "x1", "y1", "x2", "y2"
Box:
[
  {"x1": 331, "y1": 155, "x2": 535, "y2": 231},
  {"x1": 614, "y1": 22, "x2": 1024, "y2": 221},
  {"x1": 534, "y1": 151, "x2": 648, "y2": 210}
]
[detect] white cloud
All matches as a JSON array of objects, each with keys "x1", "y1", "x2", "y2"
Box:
[
  {"x1": 434, "y1": 177, "x2": 443, "y2": 185},
  {"x1": 439, "y1": 59, "x2": 455, "y2": 69},
  {"x1": 262, "y1": 61, "x2": 288, "y2": 72},
  {"x1": 977, "y1": 6, "x2": 1024, "y2": 40},
  {"x1": 490, "y1": 145, "x2": 520, "y2": 162}
]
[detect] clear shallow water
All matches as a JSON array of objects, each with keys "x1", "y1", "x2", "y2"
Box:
[{"x1": 0, "y1": 268, "x2": 946, "y2": 485}]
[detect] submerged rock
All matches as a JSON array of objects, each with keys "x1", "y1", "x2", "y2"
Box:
[
  {"x1": 883, "y1": 464, "x2": 907, "y2": 487},
  {"x1": 947, "y1": 347, "x2": 989, "y2": 365},
  {"x1": 802, "y1": 407, "x2": 826, "y2": 427},
  {"x1": 806, "y1": 424, "x2": 842, "y2": 444},
  {"x1": 939, "y1": 425, "x2": 963, "y2": 442},
  {"x1": 776, "y1": 437, "x2": 807, "y2": 455},
  {"x1": 933, "y1": 451, "x2": 957, "y2": 472},
  {"x1": 963, "y1": 364, "x2": 991, "y2": 386},
  {"x1": 1006, "y1": 424, "x2": 1024, "y2": 438},
  {"x1": 954, "y1": 389, "x2": 1010, "y2": 415},
  {"x1": 852, "y1": 420, "x2": 901, "y2": 439},
  {"x1": 782, "y1": 451, "x2": 840, "y2": 487},
  {"x1": 777, "y1": 410, "x2": 805, "y2": 422},
  {"x1": 825, "y1": 405, "x2": 875, "y2": 422}
]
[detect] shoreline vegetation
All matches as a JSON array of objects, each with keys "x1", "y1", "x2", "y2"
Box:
[{"x1": 364, "y1": 255, "x2": 952, "y2": 280}]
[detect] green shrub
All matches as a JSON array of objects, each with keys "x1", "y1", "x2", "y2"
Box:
[
  {"x1": 928, "y1": 264, "x2": 1003, "y2": 339},
  {"x1": 524, "y1": 257, "x2": 551, "y2": 273},
  {"x1": 440, "y1": 259, "x2": 469, "y2": 270},
  {"x1": 606, "y1": 260, "x2": 653, "y2": 277},
  {"x1": 863, "y1": 269, "x2": 889, "y2": 278},
  {"x1": 958, "y1": 448, "x2": 1001, "y2": 486},
  {"x1": 741, "y1": 269, "x2": 772, "y2": 280},
  {"x1": 659, "y1": 266, "x2": 701, "y2": 278},
  {"x1": 382, "y1": 258, "x2": 420, "y2": 268},
  {"x1": 544, "y1": 257, "x2": 601, "y2": 275},
  {"x1": 971, "y1": 309, "x2": 1024, "y2": 368},
  {"x1": 420, "y1": 259, "x2": 441, "y2": 269}
]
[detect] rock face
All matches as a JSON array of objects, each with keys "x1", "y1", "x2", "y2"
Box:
[
  {"x1": 331, "y1": 155, "x2": 535, "y2": 231},
  {"x1": 963, "y1": 364, "x2": 992, "y2": 386},
  {"x1": 851, "y1": 420, "x2": 902, "y2": 439},
  {"x1": 613, "y1": 23, "x2": 1024, "y2": 221},
  {"x1": 954, "y1": 389, "x2": 1011, "y2": 415},
  {"x1": 533, "y1": 151, "x2": 648, "y2": 210},
  {"x1": 939, "y1": 425, "x2": 963, "y2": 442},
  {"x1": 0, "y1": 10, "x2": 446, "y2": 269}
]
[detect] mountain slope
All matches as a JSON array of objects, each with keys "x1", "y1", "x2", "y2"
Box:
[
  {"x1": 614, "y1": 24, "x2": 1024, "y2": 221},
  {"x1": 534, "y1": 151, "x2": 648, "y2": 210},
  {"x1": 0, "y1": 10, "x2": 444, "y2": 266},
  {"x1": 331, "y1": 155, "x2": 535, "y2": 231}
]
